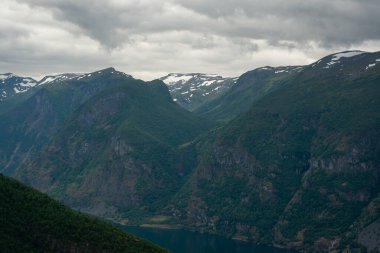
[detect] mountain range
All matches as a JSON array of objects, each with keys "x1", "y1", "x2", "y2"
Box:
[{"x1": 1, "y1": 50, "x2": 379, "y2": 252}]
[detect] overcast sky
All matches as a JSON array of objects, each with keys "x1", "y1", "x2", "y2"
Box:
[{"x1": 1, "y1": 0, "x2": 380, "y2": 80}]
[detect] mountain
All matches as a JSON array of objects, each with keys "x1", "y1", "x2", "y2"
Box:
[
  {"x1": 0, "y1": 67, "x2": 136, "y2": 175},
  {"x1": 0, "y1": 68, "x2": 133, "y2": 114},
  {"x1": 2, "y1": 51, "x2": 380, "y2": 252},
  {"x1": 0, "y1": 73, "x2": 37, "y2": 100},
  {"x1": 8, "y1": 74, "x2": 212, "y2": 222},
  {"x1": 0, "y1": 73, "x2": 39, "y2": 115},
  {"x1": 195, "y1": 51, "x2": 380, "y2": 124},
  {"x1": 163, "y1": 51, "x2": 380, "y2": 251},
  {"x1": 0, "y1": 173, "x2": 169, "y2": 253},
  {"x1": 194, "y1": 65, "x2": 305, "y2": 122},
  {"x1": 37, "y1": 69, "x2": 132, "y2": 86},
  {"x1": 161, "y1": 73, "x2": 237, "y2": 111}
]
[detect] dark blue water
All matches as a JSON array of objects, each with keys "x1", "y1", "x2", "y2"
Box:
[{"x1": 121, "y1": 226, "x2": 297, "y2": 253}]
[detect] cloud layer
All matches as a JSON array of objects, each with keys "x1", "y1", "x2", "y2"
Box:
[{"x1": 1, "y1": 0, "x2": 379, "y2": 80}]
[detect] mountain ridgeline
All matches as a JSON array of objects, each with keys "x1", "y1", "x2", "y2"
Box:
[
  {"x1": 0, "y1": 174, "x2": 168, "y2": 253},
  {"x1": 160, "y1": 73, "x2": 237, "y2": 111},
  {"x1": 1, "y1": 50, "x2": 380, "y2": 252}
]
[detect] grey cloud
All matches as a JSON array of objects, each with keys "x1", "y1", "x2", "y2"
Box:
[
  {"x1": 16, "y1": 0, "x2": 165, "y2": 48},
  {"x1": 177, "y1": 0, "x2": 380, "y2": 46},
  {"x1": 0, "y1": 26, "x2": 30, "y2": 42},
  {"x1": 16, "y1": 0, "x2": 380, "y2": 49},
  {"x1": 2, "y1": 0, "x2": 380, "y2": 81}
]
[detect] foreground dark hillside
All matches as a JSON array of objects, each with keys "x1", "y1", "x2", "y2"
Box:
[{"x1": 0, "y1": 174, "x2": 169, "y2": 253}]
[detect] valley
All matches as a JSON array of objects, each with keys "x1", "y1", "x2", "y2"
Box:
[{"x1": 1, "y1": 50, "x2": 380, "y2": 252}]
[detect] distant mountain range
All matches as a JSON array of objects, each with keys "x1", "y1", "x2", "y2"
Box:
[
  {"x1": 0, "y1": 68, "x2": 132, "y2": 101},
  {"x1": 1, "y1": 50, "x2": 379, "y2": 252},
  {"x1": 160, "y1": 73, "x2": 237, "y2": 111}
]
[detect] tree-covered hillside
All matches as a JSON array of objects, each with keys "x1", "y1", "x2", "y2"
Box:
[
  {"x1": 168, "y1": 51, "x2": 380, "y2": 252},
  {"x1": 0, "y1": 174, "x2": 169, "y2": 253}
]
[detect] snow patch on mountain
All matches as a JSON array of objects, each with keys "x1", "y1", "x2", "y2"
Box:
[
  {"x1": 14, "y1": 87, "x2": 29, "y2": 94},
  {"x1": 162, "y1": 74, "x2": 194, "y2": 85},
  {"x1": 36, "y1": 68, "x2": 132, "y2": 86},
  {"x1": 38, "y1": 73, "x2": 80, "y2": 85},
  {"x1": 0, "y1": 73, "x2": 38, "y2": 99},
  {"x1": 200, "y1": 80, "x2": 215, "y2": 86},
  {"x1": 256, "y1": 66, "x2": 304, "y2": 74},
  {"x1": 160, "y1": 73, "x2": 237, "y2": 109},
  {"x1": 332, "y1": 51, "x2": 365, "y2": 61},
  {"x1": 0, "y1": 74, "x2": 11, "y2": 81},
  {"x1": 366, "y1": 62, "x2": 377, "y2": 70},
  {"x1": 323, "y1": 51, "x2": 365, "y2": 69}
]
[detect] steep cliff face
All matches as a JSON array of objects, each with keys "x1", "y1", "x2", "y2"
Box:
[
  {"x1": 17, "y1": 79, "x2": 212, "y2": 221},
  {"x1": 0, "y1": 68, "x2": 133, "y2": 176},
  {"x1": 169, "y1": 51, "x2": 380, "y2": 251},
  {"x1": 0, "y1": 88, "x2": 61, "y2": 175},
  {"x1": 275, "y1": 136, "x2": 380, "y2": 251}
]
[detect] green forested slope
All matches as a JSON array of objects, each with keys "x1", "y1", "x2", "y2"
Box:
[
  {"x1": 194, "y1": 65, "x2": 303, "y2": 122},
  {"x1": 169, "y1": 51, "x2": 380, "y2": 252},
  {"x1": 15, "y1": 78, "x2": 212, "y2": 222},
  {"x1": 0, "y1": 174, "x2": 169, "y2": 253}
]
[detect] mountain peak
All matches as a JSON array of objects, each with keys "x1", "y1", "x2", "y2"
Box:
[
  {"x1": 160, "y1": 72, "x2": 237, "y2": 111},
  {"x1": 87, "y1": 67, "x2": 132, "y2": 78},
  {"x1": 0, "y1": 73, "x2": 15, "y2": 79},
  {"x1": 36, "y1": 68, "x2": 133, "y2": 86},
  {"x1": 309, "y1": 50, "x2": 377, "y2": 70},
  {"x1": 38, "y1": 73, "x2": 81, "y2": 85},
  {"x1": 98, "y1": 67, "x2": 116, "y2": 72},
  {"x1": 0, "y1": 73, "x2": 37, "y2": 100}
]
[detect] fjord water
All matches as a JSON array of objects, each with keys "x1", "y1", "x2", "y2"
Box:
[{"x1": 122, "y1": 226, "x2": 297, "y2": 253}]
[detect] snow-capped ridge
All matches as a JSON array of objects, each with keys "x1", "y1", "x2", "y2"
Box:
[
  {"x1": 38, "y1": 73, "x2": 80, "y2": 85},
  {"x1": 331, "y1": 51, "x2": 365, "y2": 61},
  {"x1": 161, "y1": 73, "x2": 227, "y2": 85},
  {"x1": 0, "y1": 68, "x2": 132, "y2": 100},
  {"x1": 37, "y1": 67, "x2": 132, "y2": 85},
  {"x1": 318, "y1": 50, "x2": 368, "y2": 69},
  {"x1": 160, "y1": 73, "x2": 237, "y2": 109},
  {"x1": 0, "y1": 73, "x2": 38, "y2": 99},
  {"x1": 255, "y1": 65, "x2": 304, "y2": 74}
]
